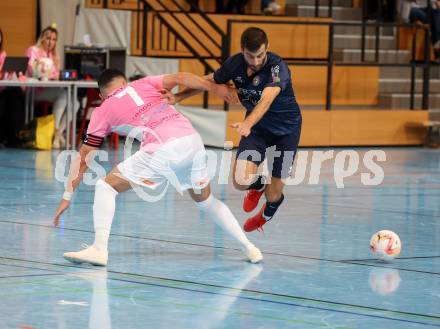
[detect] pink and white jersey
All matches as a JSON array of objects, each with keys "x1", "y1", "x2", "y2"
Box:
[
  {"x1": 0, "y1": 51, "x2": 6, "y2": 72},
  {"x1": 26, "y1": 46, "x2": 60, "y2": 80},
  {"x1": 85, "y1": 75, "x2": 196, "y2": 153}
]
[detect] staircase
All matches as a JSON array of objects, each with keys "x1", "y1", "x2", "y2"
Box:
[
  {"x1": 287, "y1": 0, "x2": 438, "y2": 109},
  {"x1": 86, "y1": 0, "x2": 439, "y2": 110},
  {"x1": 140, "y1": 0, "x2": 224, "y2": 73}
]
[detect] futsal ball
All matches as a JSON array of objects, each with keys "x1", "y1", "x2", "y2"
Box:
[
  {"x1": 368, "y1": 268, "x2": 401, "y2": 295},
  {"x1": 370, "y1": 230, "x2": 401, "y2": 261},
  {"x1": 33, "y1": 57, "x2": 54, "y2": 79}
]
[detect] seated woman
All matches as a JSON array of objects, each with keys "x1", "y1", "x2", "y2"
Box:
[
  {"x1": 27, "y1": 24, "x2": 78, "y2": 148},
  {"x1": 398, "y1": 0, "x2": 440, "y2": 60},
  {"x1": 409, "y1": 0, "x2": 440, "y2": 58},
  {"x1": 0, "y1": 28, "x2": 5, "y2": 72},
  {"x1": 0, "y1": 28, "x2": 25, "y2": 147},
  {"x1": 262, "y1": 0, "x2": 281, "y2": 15}
]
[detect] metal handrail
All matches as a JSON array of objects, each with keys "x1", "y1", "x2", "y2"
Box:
[
  {"x1": 182, "y1": 0, "x2": 225, "y2": 37},
  {"x1": 95, "y1": 1, "x2": 434, "y2": 111},
  {"x1": 314, "y1": 0, "x2": 333, "y2": 18},
  {"x1": 169, "y1": 0, "x2": 222, "y2": 49},
  {"x1": 150, "y1": 1, "x2": 218, "y2": 59},
  {"x1": 226, "y1": 19, "x2": 433, "y2": 110},
  {"x1": 144, "y1": 4, "x2": 215, "y2": 72}
]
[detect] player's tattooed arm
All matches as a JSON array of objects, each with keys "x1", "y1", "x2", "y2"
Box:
[
  {"x1": 161, "y1": 73, "x2": 238, "y2": 105},
  {"x1": 54, "y1": 144, "x2": 99, "y2": 226},
  {"x1": 167, "y1": 73, "x2": 213, "y2": 104},
  {"x1": 65, "y1": 144, "x2": 100, "y2": 194}
]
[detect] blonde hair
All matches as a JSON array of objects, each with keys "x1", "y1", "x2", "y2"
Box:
[{"x1": 36, "y1": 24, "x2": 59, "y2": 68}]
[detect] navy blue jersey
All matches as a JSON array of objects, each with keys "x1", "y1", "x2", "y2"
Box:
[{"x1": 213, "y1": 52, "x2": 301, "y2": 136}]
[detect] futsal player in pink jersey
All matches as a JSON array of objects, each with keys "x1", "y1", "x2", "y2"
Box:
[{"x1": 53, "y1": 69, "x2": 263, "y2": 266}]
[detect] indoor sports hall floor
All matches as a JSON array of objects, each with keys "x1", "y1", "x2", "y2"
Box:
[{"x1": 0, "y1": 146, "x2": 439, "y2": 329}]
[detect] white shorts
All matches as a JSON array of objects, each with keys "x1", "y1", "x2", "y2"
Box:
[{"x1": 117, "y1": 133, "x2": 209, "y2": 193}]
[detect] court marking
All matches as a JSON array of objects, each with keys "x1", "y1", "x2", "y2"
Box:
[
  {"x1": 0, "y1": 194, "x2": 438, "y2": 219},
  {"x1": 0, "y1": 273, "x2": 64, "y2": 279},
  {"x1": 0, "y1": 257, "x2": 439, "y2": 328},
  {"x1": 0, "y1": 220, "x2": 438, "y2": 276},
  {"x1": 2, "y1": 186, "x2": 440, "y2": 197},
  {"x1": 299, "y1": 199, "x2": 440, "y2": 218}
]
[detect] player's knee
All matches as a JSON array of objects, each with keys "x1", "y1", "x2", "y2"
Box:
[
  {"x1": 233, "y1": 171, "x2": 256, "y2": 190},
  {"x1": 232, "y1": 178, "x2": 249, "y2": 191},
  {"x1": 189, "y1": 185, "x2": 211, "y2": 203},
  {"x1": 194, "y1": 193, "x2": 215, "y2": 209},
  {"x1": 96, "y1": 179, "x2": 119, "y2": 195}
]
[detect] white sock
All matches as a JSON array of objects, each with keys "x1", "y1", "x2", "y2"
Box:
[
  {"x1": 93, "y1": 179, "x2": 118, "y2": 251},
  {"x1": 196, "y1": 194, "x2": 254, "y2": 251}
]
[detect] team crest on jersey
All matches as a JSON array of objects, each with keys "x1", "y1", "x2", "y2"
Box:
[
  {"x1": 234, "y1": 76, "x2": 244, "y2": 84},
  {"x1": 271, "y1": 65, "x2": 280, "y2": 83},
  {"x1": 252, "y1": 76, "x2": 261, "y2": 86},
  {"x1": 238, "y1": 88, "x2": 262, "y2": 105}
]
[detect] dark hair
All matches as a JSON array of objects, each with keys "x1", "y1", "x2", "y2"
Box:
[
  {"x1": 240, "y1": 27, "x2": 268, "y2": 52},
  {"x1": 97, "y1": 68, "x2": 126, "y2": 91},
  {"x1": 0, "y1": 28, "x2": 3, "y2": 52}
]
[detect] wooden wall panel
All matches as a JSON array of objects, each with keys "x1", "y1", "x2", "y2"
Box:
[
  {"x1": 329, "y1": 110, "x2": 428, "y2": 146},
  {"x1": 229, "y1": 21, "x2": 329, "y2": 59},
  {"x1": 292, "y1": 66, "x2": 379, "y2": 105},
  {"x1": 300, "y1": 110, "x2": 331, "y2": 146},
  {"x1": 86, "y1": 0, "x2": 286, "y2": 13},
  {"x1": 131, "y1": 11, "x2": 142, "y2": 55},
  {"x1": 108, "y1": 0, "x2": 139, "y2": 10},
  {"x1": 0, "y1": 0, "x2": 37, "y2": 56},
  {"x1": 85, "y1": 0, "x2": 104, "y2": 8},
  {"x1": 134, "y1": 12, "x2": 331, "y2": 61},
  {"x1": 179, "y1": 62, "x2": 379, "y2": 106},
  {"x1": 226, "y1": 109, "x2": 428, "y2": 146},
  {"x1": 208, "y1": 14, "x2": 330, "y2": 31},
  {"x1": 291, "y1": 66, "x2": 327, "y2": 105},
  {"x1": 332, "y1": 67, "x2": 379, "y2": 105},
  {"x1": 399, "y1": 27, "x2": 435, "y2": 61},
  {"x1": 352, "y1": 0, "x2": 362, "y2": 7},
  {"x1": 86, "y1": 0, "x2": 189, "y2": 10}
]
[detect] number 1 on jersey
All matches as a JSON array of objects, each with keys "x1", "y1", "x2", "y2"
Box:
[{"x1": 115, "y1": 86, "x2": 145, "y2": 106}]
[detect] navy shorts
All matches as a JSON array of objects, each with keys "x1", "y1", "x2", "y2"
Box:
[{"x1": 236, "y1": 128, "x2": 301, "y2": 179}]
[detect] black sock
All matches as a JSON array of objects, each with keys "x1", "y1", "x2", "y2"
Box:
[
  {"x1": 248, "y1": 175, "x2": 265, "y2": 191},
  {"x1": 263, "y1": 194, "x2": 284, "y2": 221}
]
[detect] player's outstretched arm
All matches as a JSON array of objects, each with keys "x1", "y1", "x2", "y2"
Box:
[
  {"x1": 53, "y1": 144, "x2": 99, "y2": 226},
  {"x1": 161, "y1": 73, "x2": 238, "y2": 104},
  {"x1": 231, "y1": 86, "x2": 280, "y2": 137},
  {"x1": 167, "y1": 74, "x2": 213, "y2": 104}
]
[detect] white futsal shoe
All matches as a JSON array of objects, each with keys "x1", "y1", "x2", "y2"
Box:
[
  {"x1": 245, "y1": 245, "x2": 263, "y2": 263},
  {"x1": 64, "y1": 245, "x2": 108, "y2": 266}
]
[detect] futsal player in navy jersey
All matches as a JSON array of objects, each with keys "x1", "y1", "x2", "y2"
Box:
[{"x1": 164, "y1": 27, "x2": 302, "y2": 232}]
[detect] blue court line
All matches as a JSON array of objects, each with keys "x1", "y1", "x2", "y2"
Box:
[
  {"x1": 386, "y1": 256, "x2": 440, "y2": 260},
  {"x1": 0, "y1": 220, "x2": 439, "y2": 276},
  {"x1": 0, "y1": 257, "x2": 440, "y2": 327},
  {"x1": 2, "y1": 186, "x2": 440, "y2": 198},
  {"x1": 0, "y1": 273, "x2": 64, "y2": 279},
  {"x1": 0, "y1": 256, "x2": 440, "y2": 327},
  {"x1": 109, "y1": 277, "x2": 440, "y2": 328},
  {"x1": 0, "y1": 197, "x2": 437, "y2": 219},
  {"x1": 341, "y1": 256, "x2": 440, "y2": 262},
  {"x1": 300, "y1": 200, "x2": 440, "y2": 218},
  {"x1": 0, "y1": 257, "x2": 439, "y2": 327}
]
